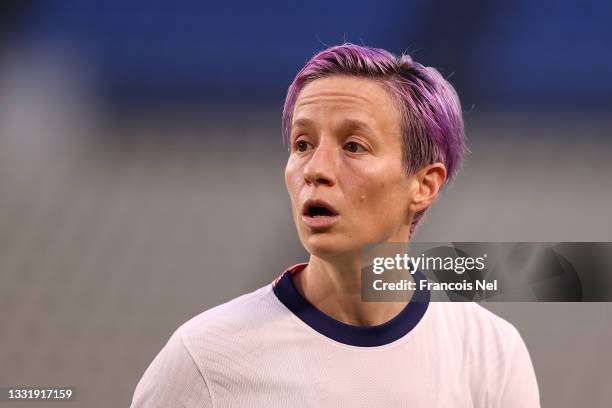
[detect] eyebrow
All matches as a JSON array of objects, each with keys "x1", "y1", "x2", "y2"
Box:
[
  {"x1": 292, "y1": 118, "x2": 375, "y2": 134},
  {"x1": 291, "y1": 118, "x2": 314, "y2": 129}
]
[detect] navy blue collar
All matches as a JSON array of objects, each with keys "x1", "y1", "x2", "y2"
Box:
[{"x1": 272, "y1": 264, "x2": 430, "y2": 347}]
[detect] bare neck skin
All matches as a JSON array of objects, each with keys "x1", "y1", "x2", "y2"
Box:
[{"x1": 291, "y1": 252, "x2": 414, "y2": 326}]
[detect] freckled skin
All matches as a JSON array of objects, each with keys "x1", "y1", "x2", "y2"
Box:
[{"x1": 284, "y1": 76, "x2": 421, "y2": 259}]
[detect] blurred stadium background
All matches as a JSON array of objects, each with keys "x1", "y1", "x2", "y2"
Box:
[{"x1": 1, "y1": 1, "x2": 611, "y2": 407}]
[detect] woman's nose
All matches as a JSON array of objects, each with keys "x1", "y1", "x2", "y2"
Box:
[{"x1": 303, "y1": 143, "x2": 337, "y2": 187}]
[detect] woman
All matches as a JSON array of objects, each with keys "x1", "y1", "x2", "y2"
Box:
[{"x1": 131, "y1": 43, "x2": 540, "y2": 407}]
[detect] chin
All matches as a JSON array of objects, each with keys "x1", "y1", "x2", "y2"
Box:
[{"x1": 301, "y1": 233, "x2": 360, "y2": 259}]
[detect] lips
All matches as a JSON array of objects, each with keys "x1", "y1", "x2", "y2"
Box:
[{"x1": 301, "y1": 199, "x2": 340, "y2": 230}]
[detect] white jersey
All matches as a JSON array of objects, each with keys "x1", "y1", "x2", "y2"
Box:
[{"x1": 131, "y1": 263, "x2": 540, "y2": 407}]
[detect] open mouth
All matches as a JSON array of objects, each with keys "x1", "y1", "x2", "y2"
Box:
[
  {"x1": 303, "y1": 200, "x2": 338, "y2": 217},
  {"x1": 301, "y1": 200, "x2": 340, "y2": 229},
  {"x1": 302, "y1": 200, "x2": 340, "y2": 232},
  {"x1": 307, "y1": 205, "x2": 337, "y2": 217}
]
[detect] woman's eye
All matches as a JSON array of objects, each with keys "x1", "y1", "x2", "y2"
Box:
[
  {"x1": 295, "y1": 140, "x2": 311, "y2": 152},
  {"x1": 344, "y1": 141, "x2": 366, "y2": 153}
]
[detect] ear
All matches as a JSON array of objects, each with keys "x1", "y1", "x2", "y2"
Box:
[{"x1": 408, "y1": 163, "x2": 447, "y2": 214}]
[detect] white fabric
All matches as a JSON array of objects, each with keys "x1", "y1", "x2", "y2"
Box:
[{"x1": 131, "y1": 283, "x2": 540, "y2": 407}]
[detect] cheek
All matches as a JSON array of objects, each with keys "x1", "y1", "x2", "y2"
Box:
[
  {"x1": 284, "y1": 159, "x2": 302, "y2": 205},
  {"x1": 347, "y1": 177, "x2": 389, "y2": 218},
  {"x1": 348, "y1": 169, "x2": 409, "y2": 223}
]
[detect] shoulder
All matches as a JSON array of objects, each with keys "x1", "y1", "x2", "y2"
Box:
[
  {"x1": 131, "y1": 320, "x2": 214, "y2": 407},
  {"x1": 423, "y1": 302, "x2": 526, "y2": 381},
  {"x1": 424, "y1": 302, "x2": 539, "y2": 406},
  {"x1": 131, "y1": 283, "x2": 280, "y2": 407},
  {"x1": 177, "y1": 283, "x2": 280, "y2": 346},
  {"x1": 172, "y1": 282, "x2": 296, "y2": 367},
  {"x1": 426, "y1": 301, "x2": 521, "y2": 344}
]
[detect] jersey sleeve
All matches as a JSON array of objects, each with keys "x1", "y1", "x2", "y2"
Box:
[
  {"x1": 496, "y1": 330, "x2": 541, "y2": 408},
  {"x1": 130, "y1": 329, "x2": 214, "y2": 408}
]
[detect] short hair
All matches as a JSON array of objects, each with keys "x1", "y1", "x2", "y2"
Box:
[{"x1": 282, "y1": 43, "x2": 466, "y2": 233}]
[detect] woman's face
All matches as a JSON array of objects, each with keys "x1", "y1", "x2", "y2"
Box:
[{"x1": 285, "y1": 75, "x2": 420, "y2": 259}]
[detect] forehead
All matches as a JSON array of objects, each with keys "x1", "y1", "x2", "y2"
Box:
[{"x1": 292, "y1": 75, "x2": 401, "y2": 132}]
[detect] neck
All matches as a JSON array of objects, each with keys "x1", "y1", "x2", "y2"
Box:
[{"x1": 292, "y1": 252, "x2": 413, "y2": 326}]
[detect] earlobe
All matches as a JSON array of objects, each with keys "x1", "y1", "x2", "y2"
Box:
[{"x1": 408, "y1": 163, "x2": 447, "y2": 214}]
